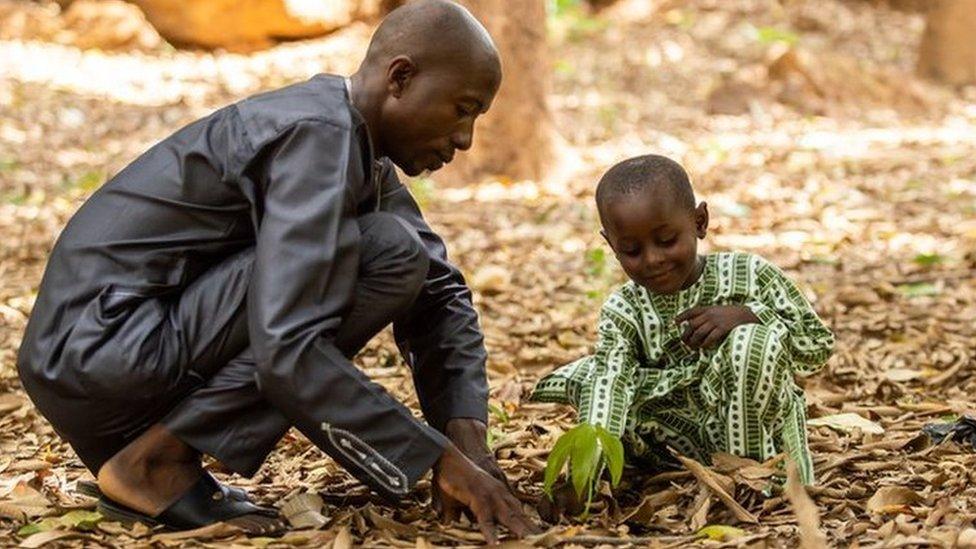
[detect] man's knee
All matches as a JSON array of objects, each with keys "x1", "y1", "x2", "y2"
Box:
[{"x1": 357, "y1": 212, "x2": 430, "y2": 296}]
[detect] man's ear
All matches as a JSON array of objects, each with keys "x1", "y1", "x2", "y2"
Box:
[
  {"x1": 695, "y1": 202, "x2": 709, "y2": 238},
  {"x1": 387, "y1": 56, "x2": 417, "y2": 98}
]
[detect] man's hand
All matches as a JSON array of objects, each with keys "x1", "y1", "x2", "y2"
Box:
[
  {"x1": 445, "y1": 419, "x2": 510, "y2": 487},
  {"x1": 434, "y1": 419, "x2": 513, "y2": 524},
  {"x1": 434, "y1": 443, "x2": 538, "y2": 544},
  {"x1": 675, "y1": 305, "x2": 759, "y2": 350}
]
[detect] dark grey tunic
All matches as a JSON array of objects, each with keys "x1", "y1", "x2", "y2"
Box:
[{"x1": 17, "y1": 74, "x2": 489, "y2": 499}]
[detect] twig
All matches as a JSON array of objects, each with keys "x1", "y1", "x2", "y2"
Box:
[
  {"x1": 556, "y1": 534, "x2": 697, "y2": 546},
  {"x1": 673, "y1": 454, "x2": 758, "y2": 524}
]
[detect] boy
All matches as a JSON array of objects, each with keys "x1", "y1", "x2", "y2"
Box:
[
  {"x1": 532, "y1": 154, "x2": 834, "y2": 507},
  {"x1": 17, "y1": 0, "x2": 534, "y2": 542}
]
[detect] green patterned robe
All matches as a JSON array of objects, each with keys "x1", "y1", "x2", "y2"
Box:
[{"x1": 531, "y1": 252, "x2": 834, "y2": 484}]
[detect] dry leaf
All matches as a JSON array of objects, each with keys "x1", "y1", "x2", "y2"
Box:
[
  {"x1": 621, "y1": 488, "x2": 681, "y2": 524},
  {"x1": 808, "y1": 413, "x2": 885, "y2": 434},
  {"x1": 785, "y1": 461, "x2": 827, "y2": 549},
  {"x1": 674, "y1": 454, "x2": 758, "y2": 524},
  {"x1": 1, "y1": 483, "x2": 52, "y2": 519},
  {"x1": 689, "y1": 484, "x2": 711, "y2": 531},
  {"x1": 958, "y1": 528, "x2": 976, "y2": 548},
  {"x1": 281, "y1": 492, "x2": 327, "y2": 529},
  {"x1": 471, "y1": 265, "x2": 511, "y2": 293},
  {"x1": 332, "y1": 525, "x2": 353, "y2": 549},
  {"x1": 0, "y1": 394, "x2": 24, "y2": 415},
  {"x1": 17, "y1": 529, "x2": 80, "y2": 548},
  {"x1": 366, "y1": 506, "x2": 416, "y2": 538},
  {"x1": 149, "y1": 522, "x2": 242, "y2": 543},
  {"x1": 867, "y1": 486, "x2": 923, "y2": 515}
]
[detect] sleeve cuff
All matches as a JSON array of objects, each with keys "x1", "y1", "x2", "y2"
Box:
[
  {"x1": 746, "y1": 302, "x2": 786, "y2": 334},
  {"x1": 390, "y1": 425, "x2": 449, "y2": 497},
  {"x1": 422, "y1": 390, "x2": 489, "y2": 433}
]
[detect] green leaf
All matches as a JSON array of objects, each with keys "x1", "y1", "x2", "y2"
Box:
[
  {"x1": 406, "y1": 176, "x2": 436, "y2": 208},
  {"x1": 697, "y1": 524, "x2": 747, "y2": 541},
  {"x1": 912, "y1": 253, "x2": 944, "y2": 267},
  {"x1": 594, "y1": 425, "x2": 624, "y2": 487},
  {"x1": 543, "y1": 428, "x2": 576, "y2": 495},
  {"x1": 896, "y1": 282, "x2": 940, "y2": 297},
  {"x1": 487, "y1": 403, "x2": 510, "y2": 424},
  {"x1": 17, "y1": 518, "x2": 59, "y2": 537},
  {"x1": 569, "y1": 424, "x2": 600, "y2": 499},
  {"x1": 58, "y1": 510, "x2": 102, "y2": 531},
  {"x1": 584, "y1": 247, "x2": 607, "y2": 277},
  {"x1": 755, "y1": 26, "x2": 799, "y2": 46}
]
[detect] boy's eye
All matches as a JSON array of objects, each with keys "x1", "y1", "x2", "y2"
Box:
[
  {"x1": 659, "y1": 235, "x2": 678, "y2": 246},
  {"x1": 456, "y1": 104, "x2": 473, "y2": 117}
]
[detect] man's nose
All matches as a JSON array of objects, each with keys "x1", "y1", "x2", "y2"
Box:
[{"x1": 451, "y1": 120, "x2": 475, "y2": 151}]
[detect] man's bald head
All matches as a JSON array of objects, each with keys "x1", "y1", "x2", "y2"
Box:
[
  {"x1": 350, "y1": 0, "x2": 502, "y2": 176},
  {"x1": 362, "y1": 0, "x2": 500, "y2": 76}
]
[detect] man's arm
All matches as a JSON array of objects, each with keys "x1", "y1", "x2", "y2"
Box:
[
  {"x1": 247, "y1": 120, "x2": 448, "y2": 500},
  {"x1": 376, "y1": 164, "x2": 490, "y2": 433}
]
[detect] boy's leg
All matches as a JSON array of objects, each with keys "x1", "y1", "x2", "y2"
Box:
[{"x1": 716, "y1": 323, "x2": 813, "y2": 482}]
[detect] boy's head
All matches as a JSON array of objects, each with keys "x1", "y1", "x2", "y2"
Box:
[
  {"x1": 355, "y1": 0, "x2": 502, "y2": 176},
  {"x1": 596, "y1": 155, "x2": 708, "y2": 295}
]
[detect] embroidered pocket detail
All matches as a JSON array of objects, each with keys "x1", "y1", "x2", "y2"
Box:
[{"x1": 321, "y1": 422, "x2": 408, "y2": 495}]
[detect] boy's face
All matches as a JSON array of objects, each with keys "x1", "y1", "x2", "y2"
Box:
[
  {"x1": 377, "y1": 58, "x2": 500, "y2": 176},
  {"x1": 600, "y1": 188, "x2": 708, "y2": 295}
]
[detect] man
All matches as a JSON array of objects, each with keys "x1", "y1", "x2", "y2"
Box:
[{"x1": 17, "y1": 0, "x2": 535, "y2": 543}]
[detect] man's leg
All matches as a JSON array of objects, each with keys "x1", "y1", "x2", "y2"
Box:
[{"x1": 100, "y1": 212, "x2": 430, "y2": 518}]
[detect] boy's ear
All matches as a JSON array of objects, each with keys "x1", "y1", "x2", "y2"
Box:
[
  {"x1": 695, "y1": 202, "x2": 709, "y2": 238},
  {"x1": 599, "y1": 229, "x2": 615, "y2": 251},
  {"x1": 386, "y1": 56, "x2": 417, "y2": 99}
]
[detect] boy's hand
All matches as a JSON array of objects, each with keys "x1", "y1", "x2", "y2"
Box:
[
  {"x1": 675, "y1": 305, "x2": 759, "y2": 350},
  {"x1": 433, "y1": 443, "x2": 538, "y2": 544},
  {"x1": 434, "y1": 419, "x2": 514, "y2": 523}
]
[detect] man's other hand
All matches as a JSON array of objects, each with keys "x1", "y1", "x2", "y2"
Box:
[{"x1": 433, "y1": 442, "x2": 538, "y2": 544}]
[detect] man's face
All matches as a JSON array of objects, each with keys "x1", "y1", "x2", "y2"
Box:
[
  {"x1": 377, "y1": 60, "x2": 500, "y2": 176},
  {"x1": 600, "y1": 189, "x2": 708, "y2": 295}
]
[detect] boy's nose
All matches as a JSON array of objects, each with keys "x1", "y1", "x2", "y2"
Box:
[{"x1": 642, "y1": 248, "x2": 666, "y2": 270}]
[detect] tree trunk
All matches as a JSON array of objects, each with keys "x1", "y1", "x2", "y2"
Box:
[
  {"x1": 917, "y1": 0, "x2": 976, "y2": 85},
  {"x1": 131, "y1": 0, "x2": 382, "y2": 51},
  {"x1": 437, "y1": 0, "x2": 553, "y2": 184}
]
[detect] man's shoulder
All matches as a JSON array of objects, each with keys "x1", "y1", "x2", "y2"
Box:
[{"x1": 234, "y1": 74, "x2": 357, "y2": 149}]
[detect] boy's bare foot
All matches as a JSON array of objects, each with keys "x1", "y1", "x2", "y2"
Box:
[{"x1": 97, "y1": 424, "x2": 284, "y2": 534}]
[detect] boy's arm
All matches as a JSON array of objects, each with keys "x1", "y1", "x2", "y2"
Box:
[
  {"x1": 746, "y1": 257, "x2": 835, "y2": 373},
  {"x1": 576, "y1": 292, "x2": 642, "y2": 438},
  {"x1": 377, "y1": 165, "x2": 490, "y2": 434}
]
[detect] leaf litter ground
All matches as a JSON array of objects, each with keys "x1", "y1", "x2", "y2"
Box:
[{"x1": 1, "y1": 0, "x2": 975, "y2": 546}]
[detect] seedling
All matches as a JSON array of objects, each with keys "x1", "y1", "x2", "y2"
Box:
[{"x1": 543, "y1": 423, "x2": 624, "y2": 516}]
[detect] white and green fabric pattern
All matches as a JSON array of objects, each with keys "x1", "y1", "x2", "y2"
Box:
[{"x1": 531, "y1": 252, "x2": 834, "y2": 484}]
